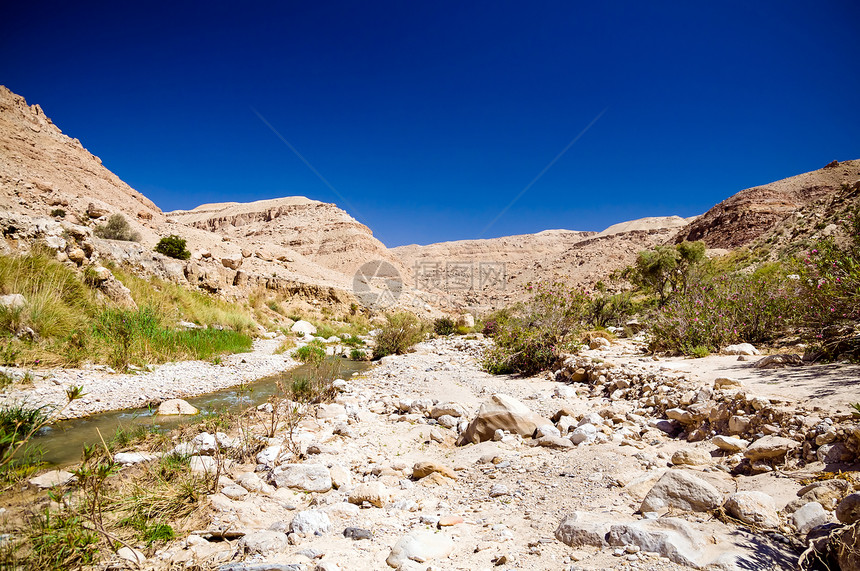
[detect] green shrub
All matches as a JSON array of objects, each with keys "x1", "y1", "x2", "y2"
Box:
[
  {"x1": 50, "y1": 209, "x2": 66, "y2": 218},
  {"x1": 633, "y1": 241, "x2": 705, "y2": 305},
  {"x1": 482, "y1": 282, "x2": 589, "y2": 375},
  {"x1": 372, "y1": 312, "x2": 426, "y2": 359},
  {"x1": 433, "y1": 317, "x2": 456, "y2": 336},
  {"x1": 349, "y1": 348, "x2": 367, "y2": 361},
  {"x1": 294, "y1": 341, "x2": 326, "y2": 364},
  {"x1": 93, "y1": 213, "x2": 141, "y2": 242},
  {"x1": 690, "y1": 345, "x2": 710, "y2": 358},
  {"x1": 154, "y1": 235, "x2": 191, "y2": 260},
  {"x1": 649, "y1": 268, "x2": 803, "y2": 355}
]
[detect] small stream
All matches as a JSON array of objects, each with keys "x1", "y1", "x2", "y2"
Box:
[{"x1": 31, "y1": 357, "x2": 373, "y2": 467}]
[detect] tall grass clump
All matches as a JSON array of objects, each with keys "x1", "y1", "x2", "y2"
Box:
[
  {"x1": 482, "y1": 282, "x2": 590, "y2": 375},
  {"x1": 372, "y1": 312, "x2": 427, "y2": 359},
  {"x1": 294, "y1": 340, "x2": 326, "y2": 364},
  {"x1": 0, "y1": 249, "x2": 94, "y2": 339},
  {"x1": 93, "y1": 307, "x2": 252, "y2": 370}
]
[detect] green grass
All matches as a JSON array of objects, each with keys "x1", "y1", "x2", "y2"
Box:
[{"x1": 294, "y1": 341, "x2": 326, "y2": 364}]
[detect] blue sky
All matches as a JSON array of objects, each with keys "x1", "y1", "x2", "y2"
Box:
[{"x1": 2, "y1": 1, "x2": 859, "y2": 246}]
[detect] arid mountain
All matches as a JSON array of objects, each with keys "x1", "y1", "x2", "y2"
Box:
[
  {"x1": 390, "y1": 223, "x2": 686, "y2": 312},
  {"x1": 0, "y1": 85, "x2": 409, "y2": 311},
  {"x1": 672, "y1": 160, "x2": 860, "y2": 249}
]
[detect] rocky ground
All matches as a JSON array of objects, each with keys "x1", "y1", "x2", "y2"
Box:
[{"x1": 21, "y1": 335, "x2": 858, "y2": 570}]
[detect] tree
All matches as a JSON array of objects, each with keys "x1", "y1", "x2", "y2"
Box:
[
  {"x1": 634, "y1": 241, "x2": 706, "y2": 305},
  {"x1": 154, "y1": 235, "x2": 191, "y2": 260}
]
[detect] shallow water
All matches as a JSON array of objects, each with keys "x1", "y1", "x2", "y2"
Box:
[{"x1": 30, "y1": 357, "x2": 372, "y2": 467}]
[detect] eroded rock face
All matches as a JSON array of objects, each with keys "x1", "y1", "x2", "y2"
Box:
[{"x1": 456, "y1": 394, "x2": 551, "y2": 445}]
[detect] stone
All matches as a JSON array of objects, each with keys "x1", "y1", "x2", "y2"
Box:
[
  {"x1": 817, "y1": 442, "x2": 853, "y2": 463},
  {"x1": 797, "y1": 480, "x2": 850, "y2": 511},
  {"x1": 437, "y1": 515, "x2": 464, "y2": 527},
  {"x1": 792, "y1": 502, "x2": 831, "y2": 535},
  {"x1": 554, "y1": 511, "x2": 611, "y2": 547},
  {"x1": 835, "y1": 523, "x2": 860, "y2": 571},
  {"x1": 67, "y1": 247, "x2": 86, "y2": 264},
  {"x1": 728, "y1": 415, "x2": 751, "y2": 434},
  {"x1": 436, "y1": 414, "x2": 458, "y2": 429},
  {"x1": 671, "y1": 449, "x2": 712, "y2": 466},
  {"x1": 724, "y1": 491, "x2": 780, "y2": 528},
  {"x1": 290, "y1": 510, "x2": 331, "y2": 535},
  {"x1": 191, "y1": 432, "x2": 218, "y2": 454},
  {"x1": 430, "y1": 402, "x2": 468, "y2": 419},
  {"x1": 188, "y1": 455, "x2": 227, "y2": 474},
  {"x1": 157, "y1": 398, "x2": 199, "y2": 416},
  {"x1": 837, "y1": 493, "x2": 860, "y2": 525},
  {"x1": 343, "y1": 527, "x2": 372, "y2": 540},
  {"x1": 29, "y1": 470, "x2": 75, "y2": 489},
  {"x1": 270, "y1": 464, "x2": 332, "y2": 493},
  {"x1": 386, "y1": 530, "x2": 455, "y2": 568},
  {"x1": 329, "y1": 463, "x2": 352, "y2": 490},
  {"x1": 291, "y1": 320, "x2": 317, "y2": 336},
  {"x1": 348, "y1": 482, "x2": 391, "y2": 508},
  {"x1": 537, "y1": 435, "x2": 575, "y2": 449},
  {"x1": 535, "y1": 424, "x2": 561, "y2": 439},
  {"x1": 456, "y1": 394, "x2": 551, "y2": 445},
  {"x1": 489, "y1": 484, "x2": 510, "y2": 497},
  {"x1": 221, "y1": 485, "x2": 248, "y2": 500},
  {"x1": 744, "y1": 436, "x2": 796, "y2": 461},
  {"x1": 623, "y1": 470, "x2": 666, "y2": 501},
  {"x1": 0, "y1": 294, "x2": 26, "y2": 309},
  {"x1": 712, "y1": 435, "x2": 748, "y2": 452},
  {"x1": 412, "y1": 461, "x2": 457, "y2": 480},
  {"x1": 606, "y1": 518, "x2": 706, "y2": 567},
  {"x1": 86, "y1": 202, "x2": 110, "y2": 218},
  {"x1": 240, "y1": 530, "x2": 289, "y2": 555},
  {"x1": 316, "y1": 403, "x2": 347, "y2": 419},
  {"x1": 754, "y1": 354, "x2": 803, "y2": 368},
  {"x1": 639, "y1": 470, "x2": 723, "y2": 513},
  {"x1": 221, "y1": 255, "x2": 243, "y2": 270},
  {"x1": 570, "y1": 423, "x2": 598, "y2": 445},
  {"x1": 114, "y1": 452, "x2": 156, "y2": 465},
  {"x1": 723, "y1": 344, "x2": 759, "y2": 356},
  {"x1": 117, "y1": 546, "x2": 146, "y2": 565},
  {"x1": 714, "y1": 377, "x2": 744, "y2": 388}
]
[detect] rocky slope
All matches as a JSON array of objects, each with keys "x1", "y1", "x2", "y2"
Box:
[{"x1": 672, "y1": 159, "x2": 860, "y2": 249}]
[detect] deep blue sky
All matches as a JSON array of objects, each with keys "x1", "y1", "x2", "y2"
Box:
[{"x1": 2, "y1": 2, "x2": 859, "y2": 246}]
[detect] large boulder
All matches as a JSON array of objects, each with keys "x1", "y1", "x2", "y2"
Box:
[
  {"x1": 290, "y1": 509, "x2": 331, "y2": 535},
  {"x1": 640, "y1": 470, "x2": 723, "y2": 513},
  {"x1": 837, "y1": 494, "x2": 860, "y2": 525},
  {"x1": 456, "y1": 394, "x2": 551, "y2": 445},
  {"x1": 607, "y1": 519, "x2": 707, "y2": 567},
  {"x1": 554, "y1": 511, "x2": 611, "y2": 547}
]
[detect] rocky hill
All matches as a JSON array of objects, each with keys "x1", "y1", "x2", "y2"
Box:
[{"x1": 672, "y1": 159, "x2": 860, "y2": 249}]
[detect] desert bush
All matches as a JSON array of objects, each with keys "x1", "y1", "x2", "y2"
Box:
[
  {"x1": 372, "y1": 312, "x2": 426, "y2": 359},
  {"x1": 49, "y1": 209, "x2": 65, "y2": 218},
  {"x1": 587, "y1": 291, "x2": 638, "y2": 328},
  {"x1": 294, "y1": 340, "x2": 326, "y2": 364},
  {"x1": 154, "y1": 235, "x2": 190, "y2": 260},
  {"x1": 482, "y1": 282, "x2": 590, "y2": 375},
  {"x1": 649, "y1": 267, "x2": 803, "y2": 355},
  {"x1": 433, "y1": 317, "x2": 456, "y2": 336},
  {"x1": 93, "y1": 214, "x2": 140, "y2": 242}
]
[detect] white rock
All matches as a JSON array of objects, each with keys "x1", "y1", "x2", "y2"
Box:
[
  {"x1": 117, "y1": 546, "x2": 146, "y2": 565},
  {"x1": 256, "y1": 445, "x2": 283, "y2": 468},
  {"x1": 348, "y1": 481, "x2": 391, "y2": 508},
  {"x1": 271, "y1": 464, "x2": 332, "y2": 493},
  {"x1": 0, "y1": 294, "x2": 26, "y2": 309},
  {"x1": 114, "y1": 452, "x2": 156, "y2": 465},
  {"x1": 156, "y1": 398, "x2": 198, "y2": 416},
  {"x1": 555, "y1": 511, "x2": 611, "y2": 547},
  {"x1": 535, "y1": 424, "x2": 562, "y2": 438},
  {"x1": 725, "y1": 491, "x2": 780, "y2": 528},
  {"x1": 29, "y1": 470, "x2": 75, "y2": 489},
  {"x1": 639, "y1": 470, "x2": 723, "y2": 513},
  {"x1": 714, "y1": 377, "x2": 744, "y2": 389},
  {"x1": 792, "y1": 502, "x2": 831, "y2": 535},
  {"x1": 386, "y1": 530, "x2": 455, "y2": 568},
  {"x1": 723, "y1": 344, "x2": 760, "y2": 356},
  {"x1": 291, "y1": 320, "x2": 317, "y2": 336},
  {"x1": 290, "y1": 509, "x2": 331, "y2": 535},
  {"x1": 240, "y1": 530, "x2": 289, "y2": 555},
  {"x1": 191, "y1": 432, "x2": 217, "y2": 454},
  {"x1": 712, "y1": 435, "x2": 749, "y2": 452},
  {"x1": 570, "y1": 423, "x2": 598, "y2": 445}
]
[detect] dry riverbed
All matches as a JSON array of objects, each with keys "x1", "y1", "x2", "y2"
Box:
[{"x1": 6, "y1": 335, "x2": 860, "y2": 570}]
